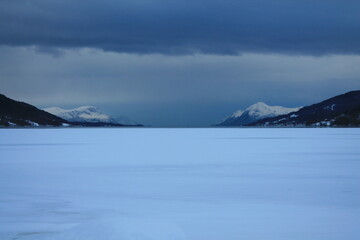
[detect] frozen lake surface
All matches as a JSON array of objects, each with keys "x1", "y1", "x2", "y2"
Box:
[{"x1": 0, "y1": 128, "x2": 359, "y2": 240}]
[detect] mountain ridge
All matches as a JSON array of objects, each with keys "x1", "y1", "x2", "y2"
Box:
[
  {"x1": 44, "y1": 106, "x2": 118, "y2": 124},
  {"x1": 217, "y1": 102, "x2": 301, "y2": 126},
  {"x1": 250, "y1": 90, "x2": 360, "y2": 127},
  {"x1": 44, "y1": 106, "x2": 142, "y2": 126},
  {"x1": 0, "y1": 94, "x2": 142, "y2": 127}
]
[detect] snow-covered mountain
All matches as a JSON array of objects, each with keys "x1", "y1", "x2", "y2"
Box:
[
  {"x1": 217, "y1": 102, "x2": 301, "y2": 126},
  {"x1": 43, "y1": 106, "x2": 118, "y2": 123},
  {"x1": 252, "y1": 90, "x2": 360, "y2": 127}
]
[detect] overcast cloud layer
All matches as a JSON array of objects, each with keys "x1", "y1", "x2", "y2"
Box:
[{"x1": 1, "y1": 0, "x2": 360, "y2": 55}]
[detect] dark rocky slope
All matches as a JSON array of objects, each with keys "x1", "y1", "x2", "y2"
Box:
[{"x1": 0, "y1": 94, "x2": 67, "y2": 127}]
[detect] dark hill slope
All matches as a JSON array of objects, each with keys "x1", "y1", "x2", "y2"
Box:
[{"x1": 0, "y1": 94, "x2": 67, "y2": 127}]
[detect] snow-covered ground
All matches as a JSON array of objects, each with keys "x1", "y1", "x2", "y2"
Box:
[{"x1": 0, "y1": 128, "x2": 359, "y2": 240}]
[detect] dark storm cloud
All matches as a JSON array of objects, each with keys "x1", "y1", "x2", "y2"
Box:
[{"x1": 1, "y1": 0, "x2": 360, "y2": 55}]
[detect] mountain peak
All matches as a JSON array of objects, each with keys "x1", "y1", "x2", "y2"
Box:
[
  {"x1": 217, "y1": 102, "x2": 301, "y2": 126},
  {"x1": 246, "y1": 102, "x2": 270, "y2": 111},
  {"x1": 248, "y1": 101, "x2": 268, "y2": 107},
  {"x1": 74, "y1": 106, "x2": 98, "y2": 112},
  {"x1": 246, "y1": 102, "x2": 300, "y2": 118}
]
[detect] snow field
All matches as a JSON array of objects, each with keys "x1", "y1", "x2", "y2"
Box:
[{"x1": 0, "y1": 128, "x2": 359, "y2": 240}]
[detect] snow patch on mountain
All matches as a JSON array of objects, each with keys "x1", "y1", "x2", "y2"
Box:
[
  {"x1": 44, "y1": 106, "x2": 117, "y2": 123},
  {"x1": 25, "y1": 120, "x2": 40, "y2": 127},
  {"x1": 231, "y1": 110, "x2": 244, "y2": 118}
]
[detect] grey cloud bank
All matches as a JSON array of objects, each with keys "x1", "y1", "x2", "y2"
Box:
[{"x1": 1, "y1": 0, "x2": 360, "y2": 55}]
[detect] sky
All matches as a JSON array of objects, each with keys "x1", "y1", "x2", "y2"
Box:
[{"x1": 1, "y1": 0, "x2": 360, "y2": 126}]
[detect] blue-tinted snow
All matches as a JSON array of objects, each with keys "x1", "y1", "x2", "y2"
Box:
[{"x1": 0, "y1": 128, "x2": 359, "y2": 240}]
